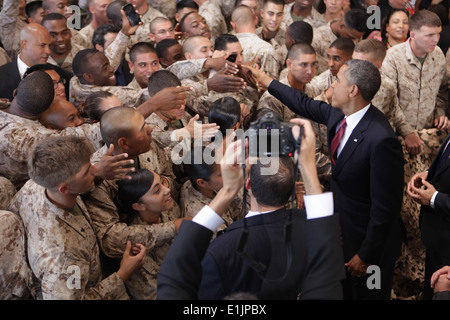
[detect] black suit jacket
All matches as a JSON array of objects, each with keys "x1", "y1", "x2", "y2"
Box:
[
  {"x1": 420, "y1": 133, "x2": 450, "y2": 258},
  {"x1": 198, "y1": 208, "x2": 345, "y2": 300},
  {"x1": 157, "y1": 209, "x2": 345, "y2": 300},
  {"x1": 267, "y1": 80, "x2": 404, "y2": 266},
  {"x1": 0, "y1": 59, "x2": 21, "y2": 101},
  {"x1": 0, "y1": 60, "x2": 73, "y2": 101}
]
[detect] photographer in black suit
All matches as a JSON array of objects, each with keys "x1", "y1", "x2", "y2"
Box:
[{"x1": 157, "y1": 119, "x2": 345, "y2": 300}]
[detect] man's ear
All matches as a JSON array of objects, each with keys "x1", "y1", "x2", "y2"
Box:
[
  {"x1": 117, "y1": 137, "x2": 128, "y2": 150},
  {"x1": 149, "y1": 32, "x2": 156, "y2": 42},
  {"x1": 82, "y1": 72, "x2": 94, "y2": 84},
  {"x1": 58, "y1": 182, "x2": 70, "y2": 195},
  {"x1": 349, "y1": 84, "x2": 359, "y2": 98},
  {"x1": 95, "y1": 43, "x2": 104, "y2": 53},
  {"x1": 245, "y1": 177, "x2": 251, "y2": 191}
]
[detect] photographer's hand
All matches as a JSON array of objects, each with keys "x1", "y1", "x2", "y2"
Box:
[{"x1": 290, "y1": 118, "x2": 322, "y2": 195}]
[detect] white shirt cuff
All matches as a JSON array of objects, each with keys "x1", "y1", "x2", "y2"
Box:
[
  {"x1": 304, "y1": 192, "x2": 334, "y2": 220},
  {"x1": 192, "y1": 205, "x2": 225, "y2": 232},
  {"x1": 430, "y1": 191, "x2": 439, "y2": 209}
]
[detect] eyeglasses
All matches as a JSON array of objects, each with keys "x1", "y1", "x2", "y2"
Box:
[{"x1": 53, "y1": 79, "x2": 66, "y2": 88}]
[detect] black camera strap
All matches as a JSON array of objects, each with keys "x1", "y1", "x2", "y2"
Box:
[{"x1": 236, "y1": 131, "x2": 302, "y2": 283}]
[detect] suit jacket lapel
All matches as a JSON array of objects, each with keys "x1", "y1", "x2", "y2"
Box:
[{"x1": 331, "y1": 105, "x2": 372, "y2": 175}]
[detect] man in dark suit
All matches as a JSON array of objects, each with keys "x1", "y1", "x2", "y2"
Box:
[
  {"x1": 0, "y1": 23, "x2": 51, "y2": 101},
  {"x1": 407, "y1": 133, "x2": 450, "y2": 300},
  {"x1": 245, "y1": 59, "x2": 405, "y2": 300},
  {"x1": 157, "y1": 120, "x2": 346, "y2": 300}
]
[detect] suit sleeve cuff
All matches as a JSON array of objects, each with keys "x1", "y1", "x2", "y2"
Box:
[
  {"x1": 430, "y1": 191, "x2": 439, "y2": 209},
  {"x1": 192, "y1": 205, "x2": 225, "y2": 232},
  {"x1": 304, "y1": 192, "x2": 334, "y2": 220}
]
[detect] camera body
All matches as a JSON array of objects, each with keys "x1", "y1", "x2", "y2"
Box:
[{"x1": 247, "y1": 110, "x2": 299, "y2": 157}]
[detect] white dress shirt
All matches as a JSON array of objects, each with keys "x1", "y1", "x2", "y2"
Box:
[{"x1": 337, "y1": 104, "x2": 371, "y2": 158}]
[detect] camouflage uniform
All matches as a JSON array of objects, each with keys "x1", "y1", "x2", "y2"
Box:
[
  {"x1": 131, "y1": 6, "x2": 167, "y2": 44},
  {"x1": 79, "y1": 23, "x2": 95, "y2": 48},
  {"x1": 0, "y1": 0, "x2": 27, "y2": 59},
  {"x1": 47, "y1": 42, "x2": 84, "y2": 73},
  {"x1": 9, "y1": 180, "x2": 130, "y2": 300},
  {"x1": 0, "y1": 176, "x2": 16, "y2": 211},
  {"x1": 311, "y1": 20, "x2": 339, "y2": 76},
  {"x1": 381, "y1": 40, "x2": 449, "y2": 133},
  {"x1": 0, "y1": 210, "x2": 33, "y2": 300},
  {"x1": 256, "y1": 26, "x2": 288, "y2": 73},
  {"x1": 180, "y1": 180, "x2": 244, "y2": 234},
  {"x1": 198, "y1": 0, "x2": 228, "y2": 42},
  {"x1": 0, "y1": 111, "x2": 102, "y2": 189},
  {"x1": 148, "y1": 0, "x2": 177, "y2": 22},
  {"x1": 71, "y1": 29, "x2": 91, "y2": 49},
  {"x1": 84, "y1": 150, "x2": 181, "y2": 259},
  {"x1": 123, "y1": 213, "x2": 173, "y2": 300},
  {"x1": 281, "y1": 2, "x2": 327, "y2": 31},
  {"x1": 236, "y1": 32, "x2": 280, "y2": 79},
  {"x1": 69, "y1": 76, "x2": 148, "y2": 109},
  {"x1": 0, "y1": 46, "x2": 12, "y2": 67},
  {"x1": 309, "y1": 68, "x2": 335, "y2": 93},
  {"x1": 257, "y1": 73, "x2": 331, "y2": 186}
]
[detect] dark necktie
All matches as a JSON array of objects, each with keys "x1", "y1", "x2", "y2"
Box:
[
  {"x1": 330, "y1": 118, "x2": 347, "y2": 165},
  {"x1": 437, "y1": 142, "x2": 450, "y2": 171}
]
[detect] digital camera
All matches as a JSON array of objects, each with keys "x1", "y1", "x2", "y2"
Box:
[{"x1": 246, "y1": 110, "x2": 299, "y2": 157}]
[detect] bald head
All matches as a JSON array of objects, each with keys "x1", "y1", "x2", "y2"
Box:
[
  {"x1": 182, "y1": 35, "x2": 213, "y2": 59},
  {"x1": 20, "y1": 23, "x2": 51, "y2": 66},
  {"x1": 100, "y1": 106, "x2": 141, "y2": 147}
]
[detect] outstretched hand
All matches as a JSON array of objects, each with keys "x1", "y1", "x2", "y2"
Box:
[{"x1": 94, "y1": 144, "x2": 135, "y2": 181}]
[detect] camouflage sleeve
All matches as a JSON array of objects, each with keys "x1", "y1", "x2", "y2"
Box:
[
  {"x1": 0, "y1": 176, "x2": 16, "y2": 210},
  {"x1": 104, "y1": 31, "x2": 130, "y2": 71},
  {"x1": 0, "y1": 210, "x2": 33, "y2": 300},
  {"x1": 38, "y1": 250, "x2": 129, "y2": 299},
  {"x1": 168, "y1": 58, "x2": 207, "y2": 80},
  {"x1": 0, "y1": 0, "x2": 20, "y2": 59},
  {"x1": 259, "y1": 51, "x2": 280, "y2": 80},
  {"x1": 82, "y1": 181, "x2": 176, "y2": 258},
  {"x1": 182, "y1": 78, "x2": 211, "y2": 117},
  {"x1": 387, "y1": 89, "x2": 414, "y2": 137}
]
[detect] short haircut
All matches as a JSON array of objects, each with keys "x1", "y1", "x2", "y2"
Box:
[
  {"x1": 208, "y1": 97, "x2": 241, "y2": 136},
  {"x1": 41, "y1": 12, "x2": 66, "y2": 25},
  {"x1": 343, "y1": 59, "x2": 381, "y2": 102},
  {"x1": 16, "y1": 70, "x2": 54, "y2": 115},
  {"x1": 92, "y1": 23, "x2": 120, "y2": 49},
  {"x1": 287, "y1": 42, "x2": 316, "y2": 60},
  {"x1": 182, "y1": 35, "x2": 206, "y2": 54},
  {"x1": 23, "y1": 63, "x2": 65, "y2": 80},
  {"x1": 231, "y1": 5, "x2": 255, "y2": 25},
  {"x1": 329, "y1": 37, "x2": 355, "y2": 56},
  {"x1": 354, "y1": 38, "x2": 386, "y2": 61},
  {"x1": 150, "y1": 16, "x2": 172, "y2": 33},
  {"x1": 409, "y1": 9, "x2": 442, "y2": 31},
  {"x1": 72, "y1": 48, "x2": 99, "y2": 79},
  {"x1": 250, "y1": 157, "x2": 295, "y2": 207},
  {"x1": 83, "y1": 91, "x2": 114, "y2": 122},
  {"x1": 184, "y1": 146, "x2": 218, "y2": 191},
  {"x1": 179, "y1": 10, "x2": 197, "y2": 33},
  {"x1": 155, "y1": 38, "x2": 180, "y2": 59},
  {"x1": 115, "y1": 169, "x2": 155, "y2": 215},
  {"x1": 176, "y1": 0, "x2": 199, "y2": 13},
  {"x1": 129, "y1": 42, "x2": 156, "y2": 64},
  {"x1": 28, "y1": 136, "x2": 93, "y2": 189},
  {"x1": 214, "y1": 33, "x2": 240, "y2": 51},
  {"x1": 25, "y1": 1, "x2": 43, "y2": 18},
  {"x1": 262, "y1": 0, "x2": 284, "y2": 8},
  {"x1": 147, "y1": 70, "x2": 181, "y2": 97},
  {"x1": 344, "y1": 8, "x2": 368, "y2": 33},
  {"x1": 287, "y1": 20, "x2": 314, "y2": 45},
  {"x1": 100, "y1": 106, "x2": 140, "y2": 147},
  {"x1": 106, "y1": 0, "x2": 126, "y2": 28}
]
